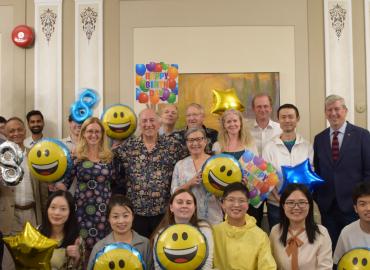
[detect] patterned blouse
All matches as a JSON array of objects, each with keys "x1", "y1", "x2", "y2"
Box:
[{"x1": 114, "y1": 135, "x2": 185, "y2": 216}]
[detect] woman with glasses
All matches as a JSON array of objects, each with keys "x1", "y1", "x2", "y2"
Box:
[
  {"x1": 213, "y1": 182, "x2": 276, "y2": 270},
  {"x1": 212, "y1": 109, "x2": 258, "y2": 159},
  {"x1": 269, "y1": 184, "x2": 333, "y2": 270},
  {"x1": 171, "y1": 127, "x2": 223, "y2": 225},
  {"x1": 151, "y1": 189, "x2": 213, "y2": 269},
  {"x1": 62, "y1": 117, "x2": 117, "y2": 265}
]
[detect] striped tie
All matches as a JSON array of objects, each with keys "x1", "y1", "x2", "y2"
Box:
[{"x1": 332, "y1": 131, "x2": 339, "y2": 161}]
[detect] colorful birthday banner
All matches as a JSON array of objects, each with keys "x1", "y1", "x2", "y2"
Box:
[{"x1": 135, "y1": 62, "x2": 179, "y2": 105}]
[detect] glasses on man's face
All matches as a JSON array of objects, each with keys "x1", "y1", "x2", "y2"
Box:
[
  {"x1": 186, "y1": 137, "x2": 205, "y2": 144},
  {"x1": 284, "y1": 200, "x2": 309, "y2": 209},
  {"x1": 186, "y1": 113, "x2": 201, "y2": 118},
  {"x1": 224, "y1": 197, "x2": 248, "y2": 205}
]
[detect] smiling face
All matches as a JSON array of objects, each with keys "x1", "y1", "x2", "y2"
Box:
[
  {"x1": 101, "y1": 105, "x2": 137, "y2": 140},
  {"x1": 283, "y1": 190, "x2": 309, "y2": 225},
  {"x1": 93, "y1": 246, "x2": 144, "y2": 270},
  {"x1": 139, "y1": 109, "x2": 160, "y2": 138},
  {"x1": 252, "y1": 95, "x2": 272, "y2": 122},
  {"x1": 337, "y1": 248, "x2": 370, "y2": 270},
  {"x1": 325, "y1": 100, "x2": 347, "y2": 130},
  {"x1": 83, "y1": 123, "x2": 102, "y2": 147},
  {"x1": 202, "y1": 155, "x2": 243, "y2": 196},
  {"x1": 355, "y1": 195, "x2": 370, "y2": 224},
  {"x1": 170, "y1": 192, "x2": 196, "y2": 224},
  {"x1": 155, "y1": 224, "x2": 208, "y2": 270},
  {"x1": 222, "y1": 190, "x2": 249, "y2": 222},
  {"x1": 6, "y1": 119, "x2": 26, "y2": 146},
  {"x1": 28, "y1": 140, "x2": 69, "y2": 183},
  {"x1": 109, "y1": 205, "x2": 134, "y2": 236},
  {"x1": 48, "y1": 196, "x2": 70, "y2": 228},
  {"x1": 186, "y1": 131, "x2": 207, "y2": 156},
  {"x1": 223, "y1": 112, "x2": 241, "y2": 136},
  {"x1": 278, "y1": 108, "x2": 299, "y2": 133},
  {"x1": 28, "y1": 114, "x2": 44, "y2": 135},
  {"x1": 69, "y1": 120, "x2": 81, "y2": 138},
  {"x1": 186, "y1": 106, "x2": 204, "y2": 129},
  {"x1": 160, "y1": 104, "x2": 178, "y2": 126}
]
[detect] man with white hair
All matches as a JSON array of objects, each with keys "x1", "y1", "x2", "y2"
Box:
[
  {"x1": 314, "y1": 94, "x2": 370, "y2": 248},
  {"x1": 114, "y1": 108, "x2": 185, "y2": 238}
]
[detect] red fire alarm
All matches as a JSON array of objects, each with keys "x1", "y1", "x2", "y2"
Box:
[{"x1": 11, "y1": 25, "x2": 34, "y2": 48}]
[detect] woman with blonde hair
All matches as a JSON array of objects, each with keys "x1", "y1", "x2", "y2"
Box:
[
  {"x1": 213, "y1": 109, "x2": 258, "y2": 159},
  {"x1": 62, "y1": 117, "x2": 117, "y2": 265}
]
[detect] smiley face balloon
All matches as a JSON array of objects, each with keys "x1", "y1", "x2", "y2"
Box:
[
  {"x1": 202, "y1": 154, "x2": 243, "y2": 197},
  {"x1": 101, "y1": 104, "x2": 137, "y2": 140},
  {"x1": 28, "y1": 138, "x2": 72, "y2": 183},
  {"x1": 93, "y1": 243, "x2": 145, "y2": 270},
  {"x1": 338, "y1": 248, "x2": 370, "y2": 270},
  {"x1": 155, "y1": 224, "x2": 208, "y2": 270}
]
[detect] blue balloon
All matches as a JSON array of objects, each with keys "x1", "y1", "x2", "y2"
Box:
[
  {"x1": 79, "y1": 88, "x2": 99, "y2": 107},
  {"x1": 171, "y1": 86, "x2": 178, "y2": 95},
  {"x1": 171, "y1": 64, "x2": 179, "y2": 69},
  {"x1": 70, "y1": 100, "x2": 92, "y2": 124},
  {"x1": 136, "y1": 88, "x2": 141, "y2": 100},
  {"x1": 280, "y1": 159, "x2": 325, "y2": 193},
  {"x1": 136, "y1": 64, "x2": 146, "y2": 76}
]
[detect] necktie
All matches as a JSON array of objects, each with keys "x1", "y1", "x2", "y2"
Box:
[
  {"x1": 285, "y1": 228, "x2": 305, "y2": 270},
  {"x1": 332, "y1": 131, "x2": 339, "y2": 161}
]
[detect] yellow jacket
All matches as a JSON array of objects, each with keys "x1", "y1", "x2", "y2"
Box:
[{"x1": 213, "y1": 214, "x2": 276, "y2": 270}]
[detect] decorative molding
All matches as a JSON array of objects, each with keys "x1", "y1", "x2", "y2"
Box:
[
  {"x1": 324, "y1": 0, "x2": 354, "y2": 123},
  {"x1": 34, "y1": 0, "x2": 63, "y2": 138},
  {"x1": 75, "y1": 0, "x2": 103, "y2": 116}
]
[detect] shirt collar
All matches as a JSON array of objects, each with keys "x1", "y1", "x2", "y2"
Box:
[
  {"x1": 253, "y1": 119, "x2": 274, "y2": 129},
  {"x1": 330, "y1": 121, "x2": 347, "y2": 135}
]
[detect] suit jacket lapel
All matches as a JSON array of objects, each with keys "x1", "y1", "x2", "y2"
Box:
[{"x1": 337, "y1": 122, "x2": 353, "y2": 164}]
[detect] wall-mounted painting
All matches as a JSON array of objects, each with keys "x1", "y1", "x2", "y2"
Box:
[{"x1": 165, "y1": 72, "x2": 280, "y2": 131}]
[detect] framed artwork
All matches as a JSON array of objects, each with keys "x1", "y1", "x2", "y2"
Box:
[{"x1": 167, "y1": 72, "x2": 280, "y2": 130}]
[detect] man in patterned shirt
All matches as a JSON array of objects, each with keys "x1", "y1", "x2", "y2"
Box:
[{"x1": 114, "y1": 108, "x2": 185, "y2": 237}]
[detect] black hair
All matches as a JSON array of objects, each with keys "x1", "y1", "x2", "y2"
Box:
[
  {"x1": 277, "y1": 103, "x2": 300, "y2": 119},
  {"x1": 279, "y1": 184, "x2": 320, "y2": 245},
  {"x1": 0, "y1": 116, "x2": 6, "y2": 124},
  {"x1": 222, "y1": 182, "x2": 249, "y2": 200},
  {"x1": 107, "y1": 194, "x2": 135, "y2": 218},
  {"x1": 26, "y1": 110, "x2": 44, "y2": 122},
  {"x1": 39, "y1": 190, "x2": 80, "y2": 248},
  {"x1": 352, "y1": 182, "x2": 370, "y2": 204}
]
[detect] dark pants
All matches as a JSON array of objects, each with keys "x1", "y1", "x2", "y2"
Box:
[
  {"x1": 320, "y1": 200, "x2": 358, "y2": 250},
  {"x1": 133, "y1": 214, "x2": 164, "y2": 238},
  {"x1": 247, "y1": 202, "x2": 264, "y2": 228},
  {"x1": 267, "y1": 203, "x2": 280, "y2": 231}
]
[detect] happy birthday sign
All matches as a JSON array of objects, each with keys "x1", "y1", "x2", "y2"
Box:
[{"x1": 135, "y1": 62, "x2": 179, "y2": 105}]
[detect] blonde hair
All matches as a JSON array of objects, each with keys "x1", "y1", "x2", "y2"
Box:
[
  {"x1": 76, "y1": 117, "x2": 113, "y2": 163},
  {"x1": 218, "y1": 109, "x2": 254, "y2": 151}
]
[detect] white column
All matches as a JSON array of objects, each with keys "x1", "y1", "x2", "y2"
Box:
[
  {"x1": 75, "y1": 0, "x2": 104, "y2": 116},
  {"x1": 34, "y1": 0, "x2": 63, "y2": 138},
  {"x1": 364, "y1": 0, "x2": 370, "y2": 127},
  {"x1": 324, "y1": 0, "x2": 354, "y2": 122}
]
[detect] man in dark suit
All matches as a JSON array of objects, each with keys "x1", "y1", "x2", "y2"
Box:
[{"x1": 313, "y1": 94, "x2": 370, "y2": 248}]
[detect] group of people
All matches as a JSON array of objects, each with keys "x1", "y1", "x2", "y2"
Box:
[{"x1": 0, "y1": 93, "x2": 369, "y2": 269}]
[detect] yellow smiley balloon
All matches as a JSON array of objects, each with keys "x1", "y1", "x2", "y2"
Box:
[
  {"x1": 155, "y1": 224, "x2": 208, "y2": 270},
  {"x1": 93, "y1": 243, "x2": 144, "y2": 270},
  {"x1": 338, "y1": 248, "x2": 370, "y2": 270},
  {"x1": 202, "y1": 154, "x2": 243, "y2": 197},
  {"x1": 28, "y1": 139, "x2": 71, "y2": 183},
  {"x1": 101, "y1": 104, "x2": 137, "y2": 140}
]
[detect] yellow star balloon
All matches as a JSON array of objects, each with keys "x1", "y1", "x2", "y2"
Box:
[
  {"x1": 211, "y1": 88, "x2": 245, "y2": 115},
  {"x1": 3, "y1": 222, "x2": 58, "y2": 270}
]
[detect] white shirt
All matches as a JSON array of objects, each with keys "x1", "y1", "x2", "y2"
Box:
[
  {"x1": 14, "y1": 151, "x2": 34, "y2": 206},
  {"x1": 333, "y1": 219, "x2": 370, "y2": 264},
  {"x1": 262, "y1": 134, "x2": 313, "y2": 206},
  {"x1": 249, "y1": 119, "x2": 281, "y2": 157},
  {"x1": 329, "y1": 121, "x2": 347, "y2": 149},
  {"x1": 24, "y1": 136, "x2": 42, "y2": 149}
]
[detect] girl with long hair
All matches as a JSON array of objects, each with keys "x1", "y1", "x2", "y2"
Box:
[
  {"x1": 269, "y1": 184, "x2": 333, "y2": 269},
  {"x1": 39, "y1": 190, "x2": 84, "y2": 269}
]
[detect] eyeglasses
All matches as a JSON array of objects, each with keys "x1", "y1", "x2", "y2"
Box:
[
  {"x1": 186, "y1": 137, "x2": 205, "y2": 144},
  {"x1": 284, "y1": 201, "x2": 309, "y2": 209},
  {"x1": 224, "y1": 197, "x2": 248, "y2": 205},
  {"x1": 186, "y1": 113, "x2": 201, "y2": 118}
]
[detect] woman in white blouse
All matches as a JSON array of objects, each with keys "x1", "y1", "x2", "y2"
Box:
[{"x1": 269, "y1": 184, "x2": 333, "y2": 270}]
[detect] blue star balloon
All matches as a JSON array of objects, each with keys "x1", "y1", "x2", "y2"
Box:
[{"x1": 280, "y1": 159, "x2": 325, "y2": 193}]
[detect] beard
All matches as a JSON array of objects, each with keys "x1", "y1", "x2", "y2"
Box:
[{"x1": 30, "y1": 126, "x2": 43, "y2": 134}]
